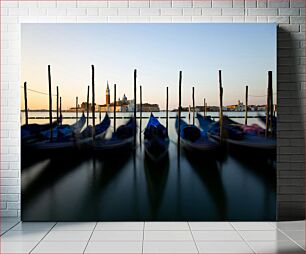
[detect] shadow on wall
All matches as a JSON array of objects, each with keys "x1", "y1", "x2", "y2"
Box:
[{"x1": 277, "y1": 27, "x2": 305, "y2": 221}]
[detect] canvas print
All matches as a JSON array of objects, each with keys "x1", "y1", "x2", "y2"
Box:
[{"x1": 21, "y1": 24, "x2": 277, "y2": 221}]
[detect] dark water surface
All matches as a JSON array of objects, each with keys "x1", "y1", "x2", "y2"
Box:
[{"x1": 22, "y1": 113, "x2": 276, "y2": 221}]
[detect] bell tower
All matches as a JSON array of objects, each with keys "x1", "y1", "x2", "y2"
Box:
[{"x1": 106, "y1": 81, "x2": 110, "y2": 105}]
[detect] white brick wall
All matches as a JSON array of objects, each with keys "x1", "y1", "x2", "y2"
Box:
[{"x1": 0, "y1": 0, "x2": 305, "y2": 219}]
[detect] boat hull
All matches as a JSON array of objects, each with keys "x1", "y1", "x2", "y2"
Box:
[
  {"x1": 92, "y1": 136, "x2": 134, "y2": 152},
  {"x1": 144, "y1": 138, "x2": 170, "y2": 162},
  {"x1": 23, "y1": 132, "x2": 107, "y2": 152},
  {"x1": 209, "y1": 134, "x2": 276, "y2": 150},
  {"x1": 89, "y1": 116, "x2": 136, "y2": 156},
  {"x1": 176, "y1": 116, "x2": 220, "y2": 154},
  {"x1": 144, "y1": 113, "x2": 170, "y2": 161}
]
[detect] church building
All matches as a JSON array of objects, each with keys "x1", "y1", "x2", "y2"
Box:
[
  {"x1": 97, "y1": 81, "x2": 159, "y2": 113},
  {"x1": 99, "y1": 81, "x2": 132, "y2": 112}
]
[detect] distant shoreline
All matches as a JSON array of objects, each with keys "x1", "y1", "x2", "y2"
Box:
[{"x1": 20, "y1": 109, "x2": 269, "y2": 113}]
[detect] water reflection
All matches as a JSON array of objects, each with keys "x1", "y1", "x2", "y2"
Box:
[
  {"x1": 22, "y1": 154, "x2": 87, "y2": 202},
  {"x1": 21, "y1": 113, "x2": 276, "y2": 221},
  {"x1": 229, "y1": 149, "x2": 276, "y2": 180},
  {"x1": 144, "y1": 153, "x2": 169, "y2": 219},
  {"x1": 184, "y1": 150, "x2": 227, "y2": 220},
  {"x1": 96, "y1": 151, "x2": 132, "y2": 188},
  {"x1": 22, "y1": 150, "x2": 52, "y2": 169}
]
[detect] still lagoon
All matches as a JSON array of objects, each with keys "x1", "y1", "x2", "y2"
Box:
[{"x1": 21, "y1": 111, "x2": 276, "y2": 221}]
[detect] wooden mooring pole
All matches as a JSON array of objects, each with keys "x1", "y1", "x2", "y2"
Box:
[
  {"x1": 274, "y1": 104, "x2": 276, "y2": 117},
  {"x1": 219, "y1": 70, "x2": 223, "y2": 142},
  {"x1": 269, "y1": 71, "x2": 273, "y2": 136},
  {"x1": 204, "y1": 98, "x2": 206, "y2": 117},
  {"x1": 192, "y1": 86, "x2": 195, "y2": 125},
  {"x1": 76, "y1": 96, "x2": 78, "y2": 120},
  {"x1": 134, "y1": 69, "x2": 137, "y2": 147},
  {"x1": 265, "y1": 72, "x2": 271, "y2": 137},
  {"x1": 60, "y1": 97, "x2": 62, "y2": 122},
  {"x1": 92, "y1": 65, "x2": 95, "y2": 140},
  {"x1": 178, "y1": 71, "x2": 182, "y2": 146},
  {"x1": 86, "y1": 85, "x2": 90, "y2": 127},
  {"x1": 24, "y1": 82, "x2": 28, "y2": 125},
  {"x1": 245, "y1": 85, "x2": 248, "y2": 125},
  {"x1": 48, "y1": 65, "x2": 53, "y2": 141},
  {"x1": 139, "y1": 85, "x2": 142, "y2": 145},
  {"x1": 166, "y1": 86, "x2": 169, "y2": 131},
  {"x1": 114, "y1": 84, "x2": 116, "y2": 131},
  {"x1": 56, "y1": 86, "x2": 59, "y2": 122}
]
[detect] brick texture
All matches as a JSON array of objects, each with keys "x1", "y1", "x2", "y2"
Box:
[{"x1": 0, "y1": 0, "x2": 305, "y2": 220}]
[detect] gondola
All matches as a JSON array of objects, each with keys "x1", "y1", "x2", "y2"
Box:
[
  {"x1": 175, "y1": 115, "x2": 220, "y2": 153},
  {"x1": 258, "y1": 114, "x2": 277, "y2": 135},
  {"x1": 197, "y1": 114, "x2": 242, "y2": 136},
  {"x1": 39, "y1": 113, "x2": 86, "y2": 141},
  {"x1": 144, "y1": 113, "x2": 169, "y2": 161},
  {"x1": 24, "y1": 113, "x2": 110, "y2": 151},
  {"x1": 91, "y1": 117, "x2": 136, "y2": 152},
  {"x1": 207, "y1": 115, "x2": 276, "y2": 151},
  {"x1": 21, "y1": 118, "x2": 61, "y2": 143},
  {"x1": 196, "y1": 113, "x2": 215, "y2": 133}
]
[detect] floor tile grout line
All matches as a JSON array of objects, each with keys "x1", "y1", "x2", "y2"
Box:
[
  {"x1": 29, "y1": 222, "x2": 58, "y2": 254},
  {"x1": 274, "y1": 229, "x2": 305, "y2": 232},
  {"x1": 187, "y1": 222, "x2": 200, "y2": 254},
  {"x1": 0, "y1": 220, "x2": 21, "y2": 236},
  {"x1": 81, "y1": 229, "x2": 302, "y2": 231},
  {"x1": 268, "y1": 221, "x2": 277, "y2": 229},
  {"x1": 83, "y1": 222, "x2": 98, "y2": 254},
  {"x1": 229, "y1": 222, "x2": 256, "y2": 254},
  {"x1": 142, "y1": 229, "x2": 192, "y2": 231},
  {"x1": 232, "y1": 222, "x2": 276, "y2": 229},
  {"x1": 85, "y1": 240, "x2": 235, "y2": 242},
  {"x1": 276, "y1": 227, "x2": 305, "y2": 251},
  {"x1": 194, "y1": 240, "x2": 284, "y2": 242},
  {"x1": 141, "y1": 221, "x2": 145, "y2": 254},
  {"x1": 94, "y1": 228, "x2": 150, "y2": 231}
]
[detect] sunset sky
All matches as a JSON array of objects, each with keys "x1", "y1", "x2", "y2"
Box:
[{"x1": 21, "y1": 23, "x2": 276, "y2": 110}]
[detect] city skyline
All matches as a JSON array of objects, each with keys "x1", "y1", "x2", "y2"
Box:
[
  {"x1": 21, "y1": 81, "x2": 273, "y2": 112},
  {"x1": 21, "y1": 23, "x2": 276, "y2": 110}
]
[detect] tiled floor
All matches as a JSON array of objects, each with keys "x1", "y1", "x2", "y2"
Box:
[{"x1": 0, "y1": 219, "x2": 304, "y2": 253}]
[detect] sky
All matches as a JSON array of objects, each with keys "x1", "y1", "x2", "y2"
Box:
[{"x1": 21, "y1": 23, "x2": 276, "y2": 110}]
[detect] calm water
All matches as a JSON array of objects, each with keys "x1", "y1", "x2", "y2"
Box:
[{"x1": 21, "y1": 112, "x2": 276, "y2": 221}]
